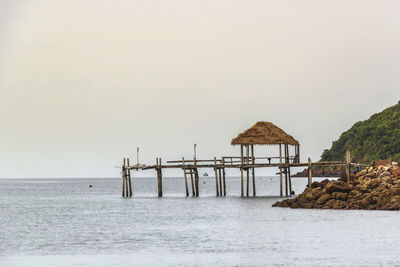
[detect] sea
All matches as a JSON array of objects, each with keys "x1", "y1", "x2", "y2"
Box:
[{"x1": 1, "y1": 176, "x2": 400, "y2": 267}]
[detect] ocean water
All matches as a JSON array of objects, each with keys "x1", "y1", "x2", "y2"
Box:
[{"x1": 1, "y1": 176, "x2": 400, "y2": 267}]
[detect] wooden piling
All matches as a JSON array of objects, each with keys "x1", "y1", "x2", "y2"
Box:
[
  {"x1": 246, "y1": 168, "x2": 249, "y2": 197},
  {"x1": 288, "y1": 165, "x2": 292, "y2": 195},
  {"x1": 157, "y1": 158, "x2": 163, "y2": 197},
  {"x1": 222, "y1": 158, "x2": 226, "y2": 196},
  {"x1": 345, "y1": 150, "x2": 351, "y2": 183},
  {"x1": 240, "y1": 145, "x2": 244, "y2": 197},
  {"x1": 182, "y1": 157, "x2": 189, "y2": 197},
  {"x1": 284, "y1": 144, "x2": 288, "y2": 196},
  {"x1": 190, "y1": 169, "x2": 195, "y2": 196},
  {"x1": 308, "y1": 158, "x2": 312, "y2": 188},
  {"x1": 214, "y1": 157, "x2": 219, "y2": 197},
  {"x1": 218, "y1": 168, "x2": 223, "y2": 196},
  {"x1": 251, "y1": 144, "x2": 256, "y2": 196},
  {"x1": 246, "y1": 145, "x2": 250, "y2": 197},
  {"x1": 122, "y1": 158, "x2": 126, "y2": 197},
  {"x1": 127, "y1": 158, "x2": 132, "y2": 197},
  {"x1": 194, "y1": 157, "x2": 199, "y2": 197},
  {"x1": 279, "y1": 144, "x2": 283, "y2": 196}
]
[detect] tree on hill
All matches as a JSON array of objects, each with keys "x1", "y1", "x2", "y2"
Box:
[{"x1": 321, "y1": 101, "x2": 400, "y2": 164}]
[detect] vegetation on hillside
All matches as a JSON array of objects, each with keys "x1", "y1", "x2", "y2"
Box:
[{"x1": 321, "y1": 101, "x2": 400, "y2": 163}]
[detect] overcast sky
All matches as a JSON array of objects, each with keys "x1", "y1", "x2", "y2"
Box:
[{"x1": 0, "y1": 0, "x2": 399, "y2": 178}]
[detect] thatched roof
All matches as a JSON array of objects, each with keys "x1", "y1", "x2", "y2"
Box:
[{"x1": 231, "y1": 121, "x2": 299, "y2": 146}]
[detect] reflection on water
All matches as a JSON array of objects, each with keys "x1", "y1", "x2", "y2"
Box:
[{"x1": 1, "y1": 177, "x2": 400, "y2": 266}]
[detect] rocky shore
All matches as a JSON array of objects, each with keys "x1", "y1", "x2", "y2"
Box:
[{"x1": 273, "y1": 162, "x2": 400, "y2": 210}]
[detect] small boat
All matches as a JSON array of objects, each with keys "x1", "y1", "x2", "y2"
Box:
[{"x1": 203, "y1": 172, "x2": 209, "y2": 177}]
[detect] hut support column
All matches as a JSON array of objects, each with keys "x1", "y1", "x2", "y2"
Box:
[
  {"x1": 246, "y1": 145, "x2": 249, "y2": 197},
  {"x1": 222, "y1": 158, "x2": 226, "y2": 196},
  {"x1": 308, "y1": 158, "x2": 312, "y2": 188},
  {"x1": 298, "y1": 144, "x2": 300, "y2": 163},
  {"x1": 279, "y1": 144, "x2": 283, "y2": 196},
  {"x1": 214, "y1": 157, "x2": 219, "y2": 197},
  {"x1": 284, "y1": 145, "x2": 288, "y2": 196},
  {"x1": 182, "y1": 157, "x2": 189, "y2": 197},
  {"x1": 251, "y1": 145, "x2": 256, "y2": 196},
  {"x1": 240, "y1": 145, "x2": 244, "y2": 197},
  {"x1": 288, "y1": 165, "x2": 292, "y2": 195}
]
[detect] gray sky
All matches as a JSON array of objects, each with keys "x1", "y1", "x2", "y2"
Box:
[{"x1": 0, "y1": 0, "x2": 399, "y2": 178}]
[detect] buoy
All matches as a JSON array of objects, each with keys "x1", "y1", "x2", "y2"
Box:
[{"x1": 89, "y1": 184, "x2": 93, "y2": 188}]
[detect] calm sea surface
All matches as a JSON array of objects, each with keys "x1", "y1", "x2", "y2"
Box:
[{"x1": 1, "y1": 176, "x2": 400, "y2": 267}]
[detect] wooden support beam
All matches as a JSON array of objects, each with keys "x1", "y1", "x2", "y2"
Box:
[
  {"x1": 127, "y1": 161, "x2": 346, "y2": 170},
  {"x1": 194, "y1": 156, "x2": 199, "y2": 197},
  {"x1": 308, "y1": 158, "x2": 312, "y2": 188},
  {"x1": 127, "y1": 158, "x2": 132, "y2": 197},
  {"x1": 214, "y1": 157, "x2": 219, "y2": 197},
  {"x1": 182, "y1": 157, "x2": 189, "y2": 197},
  {"x1": 298, "y1": 144, "x2": 300, "y2": 163},
  {"x1": 284, "y1": 144, "x2": 288, "y2": 196},
  {"x1": 246, "y1": 145, "x2": 250, "y2": 197},
  {"x1": 157, "y1": 158, "x2": 163, "y2": 197},
  {"x1": 279, "y1": 144, "x2": 283, "y2": 196},
  {"x1": 251, "y1": 144, "x2": 256, "y2": 197},
  {"x1": 124, "y1": 157, "x2": 129, "y2": 197},
  {"x1": 240, "y1": 145, "x2": 244, "y2": 197},
  {"x1": 122, "y1": 158, "x2": 126, "y2": 197},
  {"x1": 218, "y1": 168, "x2": 223, "y2": 196},
  {"x1": 246, "y1": 168, "x2": 249, "y2": 197},
  {"x1": 288, "y1": 163, "x2": 292, "y2": 195},
  {"x1": 222, "y1": 157, "x2": 226, "y2": 196},
  {"x1": 346, "y1": 150, "x2": 351, "y2": 183},
  {"x1": 190, "y1": 169, "x2": 195, "y2": 196}
]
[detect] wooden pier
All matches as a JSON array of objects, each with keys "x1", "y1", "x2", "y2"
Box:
[{"x1": 121, "y1": 122, "x2": 358, "y2": 198}]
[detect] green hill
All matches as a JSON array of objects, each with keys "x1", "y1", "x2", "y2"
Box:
[{"x1": 321, "y1": 101, "x2": 400, "y2": 164}]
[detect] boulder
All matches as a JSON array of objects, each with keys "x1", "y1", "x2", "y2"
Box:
[
  {"x1": 305, "y1": 192, "x2": 314, "y2": 201},
  {"x1": 349, "y1": 190, "x2": 362, "y2": 198},
  {"x1": 317, "y1": 194, "x2": 331, "y2": 205},
  {"x1": 325, "y1": 181, "x2": 352, "y2": 194}
]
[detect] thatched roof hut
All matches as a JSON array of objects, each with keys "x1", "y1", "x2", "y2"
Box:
[{"x1": 231, "y1": 121, "x2": 299, "y2": 146}]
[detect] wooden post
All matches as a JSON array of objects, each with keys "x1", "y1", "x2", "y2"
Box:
[
  {"x1": 218, "y1": 168, "x2": 223, "y2": 196},
  {"x1": 298, "y1": 144, "x2": 300, "y2": 163},
  {"x1": 194, "y1": 156, "x2": 199, "y2": 197},
  {"x1": 285, "y1": 145, "x2": 292, "y2": 195},
  {"x1": 251, "y1": 144, "x2": 256, "y2": 196},
  {"x1": 122, "y1": 158, "x2": 126, "y2": 197},
  {"x1": 214, "y1": 157, "x2": 219, "y2": 197},
  {"x1": 288, "y1": 164, "x2": 292, "y2": 195},
  {"x1": 157, "y1": 158, "x2": 163, "y2": 197},
  {"x1": 127, "y1": 158, "x2": 132, "y2": 197},
  {"x1": 284, "y1": 144, "x2": 288, "y2": 196},
  {"x1": 240, "y1": 145, "x2": 244, "y2": 197},
  {"x1": 345, "y1": 150, "x2": 351, "y2": 183},
  {"x1": 279, "y1": 144, "x2": 283, "y2": 196},
  {"x1": 190, "y1": 169, "x2": 195, "y2": 196},
  {"x1": 182, "y1": 157, "x2": 189, "y2": 197},
  {"x1": 308, "y1": 158, "x2": 312, "y2": 188},
  {"x1": 246, "y1": 145, "x2": 250, "y2": 197},
  {"x1": 124, "y1": 158, "x2": 129, "y2": 197},
  {"x1": 222, "y1": 157, "x2": 226, "y2": 196}
]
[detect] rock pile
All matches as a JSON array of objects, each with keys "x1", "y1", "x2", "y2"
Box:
[{"x1": 273, "y1": 162, "x2": 400, "y2": 210}]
